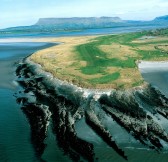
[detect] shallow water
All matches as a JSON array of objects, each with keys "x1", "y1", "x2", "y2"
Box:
[
  {"x1": 75, "y1": 110, "x2": 168, "y2": 162},
  {"x1": 0, "y1": 88, "x2": 35, "y2": 162},
  {"x1": 0, "y1": 42, "x2": 68, "y2": 162},
  {"x1": 139, "y1": 62, "x2": 168, "y2": 97},
  {"x1": 0, "y1": 43, "x2": 38, "y2": 162},
  {"x1": 0, "y1": 42, "x2": 53, "y2": 89}
]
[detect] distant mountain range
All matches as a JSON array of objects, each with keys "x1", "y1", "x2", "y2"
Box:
[
  {"x1": 0, "y1": 15, "x2": 168, "y2": 35},
  {"x1": 154, "y1": 15, "x2": 168, "y2": 21},
  {"x1": 36, "y1": 17, "x2": 123, "y2": 25},
  {"x1": 34, "y1": 15, "x2": 168, "y2": 29}
]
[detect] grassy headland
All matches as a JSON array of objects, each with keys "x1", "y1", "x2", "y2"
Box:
[{"x1": 30, "y1": 29, "x2": 168, "y2": 89}]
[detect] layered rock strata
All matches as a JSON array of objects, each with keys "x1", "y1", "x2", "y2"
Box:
[{"x1": 15, "y1": 58, "x2": 168, "y2": 161}]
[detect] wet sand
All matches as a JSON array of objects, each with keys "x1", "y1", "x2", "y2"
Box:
[{"x1": 139, "y1": 61, "x2": 168, "y2": 97}]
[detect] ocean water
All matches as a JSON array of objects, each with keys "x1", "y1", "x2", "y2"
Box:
[
  {"x1": 0, "y1": 42, "x2": 69, "y2": 162},
  {"x1": 0, "y1": 43, "x2": 38, "y2": 162},
  {"x1": 0, "y1": 24, "x2": 167, "y2": 38}
]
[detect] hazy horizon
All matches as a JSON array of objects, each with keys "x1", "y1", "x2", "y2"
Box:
[{"x1": 1, "y1": 0, "x2": 168, "y2": 29}]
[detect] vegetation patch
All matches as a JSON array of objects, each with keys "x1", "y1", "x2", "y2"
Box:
[
  {"x1": 89, "y1": 72, "x2": 120, "y2": 84},
  {"x1": 30, "y1": 29, "x2": 168, "y2": 89}
]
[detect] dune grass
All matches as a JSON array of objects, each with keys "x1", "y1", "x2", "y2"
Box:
[{"x1": 30, "y1": 30, "x2": 168, "y2": 89}]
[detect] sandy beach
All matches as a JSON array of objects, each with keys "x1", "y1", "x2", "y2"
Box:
[{"x1": 138, "y1": 61, "x2": 168, "y2": 73}]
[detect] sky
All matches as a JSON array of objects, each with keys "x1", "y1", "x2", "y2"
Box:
[{"x1": 0, "y1": 0, "x2": 168, "y2": 29}]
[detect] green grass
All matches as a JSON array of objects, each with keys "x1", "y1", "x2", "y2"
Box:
[
  {"x1": 148, "y1": 28, "x2": 168, "y2": 36},
  {"x1": 76, "y1": 33, "x2": 141, "y2": 75},
  {"x1": 138, "y1": 49, "x2": 165, "y2": 60},
  {"x1": 132, "y1": 80, "x2": 144, "y2": 87},
  {"x1": 73, "y1": 30, "x2": 168, "y2": 88},
  {"x1": 89, "y1": 72, "x2": 120, "y2": 84},
  {"x1": 76, "y1": 31, "x2": 168, "y2": 70}
]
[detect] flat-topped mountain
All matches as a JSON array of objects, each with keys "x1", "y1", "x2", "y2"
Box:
[
  {"x1": 36, "y1": 17, "x2": 123, "y2": 25},
  {"x1": 35, "y1": 17, "x2": 124, "y2": 29}
]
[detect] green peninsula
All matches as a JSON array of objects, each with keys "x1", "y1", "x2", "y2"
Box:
[{"x1": 30, "y1": 29, "x2": 168, "y2": 89}]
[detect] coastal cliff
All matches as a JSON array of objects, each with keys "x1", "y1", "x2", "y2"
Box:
[{"x1": 15, "y1": 57, "x2": 168, "y2": 161}]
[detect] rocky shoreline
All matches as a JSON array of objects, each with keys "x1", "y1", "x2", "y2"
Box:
[{"x1": 15, "y1": 57, "x2": 168, "y2": 161}]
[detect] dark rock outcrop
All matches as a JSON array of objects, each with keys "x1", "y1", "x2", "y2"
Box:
[
  {"x1": 16, "y1": 60, "x2": 95, "y2": 162},
  {"x1": 15, "y1": 58, "x2": 168, "y2": 161},
  {"x1": 21, "y1": 103, "x2": 50, "y2": 157}
]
